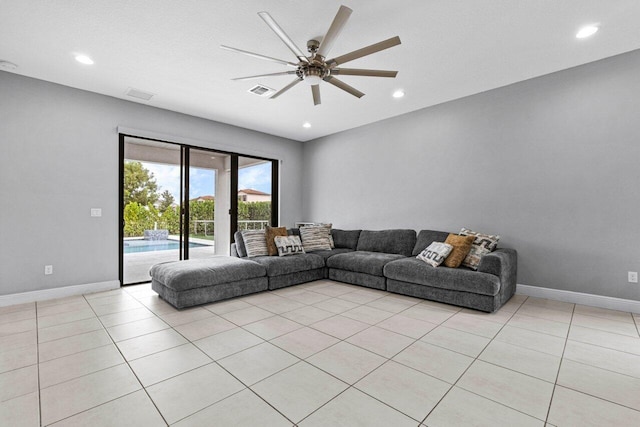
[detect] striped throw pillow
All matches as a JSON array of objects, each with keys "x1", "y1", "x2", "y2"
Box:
[
  {"x1": 241, "y1": 230, "x2": 268, "y2": 257},
  {"x1": 299, "y1": 225, "x2": 332, "y2": 252}
]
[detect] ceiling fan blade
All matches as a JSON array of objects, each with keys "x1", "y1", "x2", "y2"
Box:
[
  {"x1": 332, "y1": 68, "x2": 398, "y2": 78},
  {"x1": 311, "y1": 84, "x2": 321, "y2": 105},
  {"x1": 258, "y1": 12, "x2": 309, "y2": 63},
  {"x1": 270, "y1": 78, "x2": 302, "y2": 99},
  {"x1": 232, "y1": 71, "x2": 297, "y2": 81},
  {"x1": 324, "y1": 76, "x2": 364, "y2": 98},
  {"x1": 326, "y1": 36, "x2": 401, "y2": 67},
  {"x1": 220, "y1": 45, "x2": 298, "y2": 68},
  {"x1": 317, "y1": 5, "x2": 352, "y2": 59}
]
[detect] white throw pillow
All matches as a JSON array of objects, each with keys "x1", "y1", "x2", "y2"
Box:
[
  {"x1": 274, "y1": 235, "x2": 305, "y2": 256},
  {"x1": 416, "y1": 242, "x2": 453, "y2": 267}
]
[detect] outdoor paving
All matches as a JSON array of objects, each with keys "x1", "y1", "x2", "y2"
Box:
[{"x1": 124, "y1": 239, "x2": 215, "y2": 284}]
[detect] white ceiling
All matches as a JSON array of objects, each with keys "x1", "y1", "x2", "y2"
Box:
[{"x1": 2, "y1": 0, "x2": 640, "y2": 142}]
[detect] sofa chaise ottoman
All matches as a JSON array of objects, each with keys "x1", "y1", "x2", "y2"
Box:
[{"x1": 150, "y1": 256, "x2": 268, "y2": 309}]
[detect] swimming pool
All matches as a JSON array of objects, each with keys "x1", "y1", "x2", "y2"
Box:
[{"x1": 123, "y1": 239, "x2": 209, "y2": 254}]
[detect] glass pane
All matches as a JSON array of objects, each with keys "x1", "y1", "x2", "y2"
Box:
[
  {"x1": 238, "y1": 157, "x2": 272, "y2": 231},
  {"x1": 188, "y1": 149, "x2": 228, "y2": 257},
  {"x1": 123, "y1": 137, "x2": 182, "y2": 284}
]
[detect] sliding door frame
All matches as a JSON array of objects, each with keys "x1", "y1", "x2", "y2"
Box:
[{"x1": 118, "y1": 133, "x2": 279, "y2": 285}]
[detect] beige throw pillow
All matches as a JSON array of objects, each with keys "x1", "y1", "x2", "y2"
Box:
[
  {"x1": 265, "y1": 226, "x2": 288, "y2": 256},
  {"x1": 443, "y1": 234, "x2": 475, "y2": 268}
]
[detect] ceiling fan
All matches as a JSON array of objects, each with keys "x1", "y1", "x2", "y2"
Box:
[{"x1": 221, "y1": 5, "x2": 401, "y2": 105}]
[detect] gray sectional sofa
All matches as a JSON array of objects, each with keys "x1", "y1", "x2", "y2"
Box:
[{"x1": 151, "y1": 228, "x2": 517, "y2": 312}]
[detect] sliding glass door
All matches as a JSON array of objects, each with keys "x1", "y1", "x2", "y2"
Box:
[
  {"x1": 237, "y1": 156, "x2": 275, "y2": 232},
  {"x1": 122, "y1": 138, "x2": 186, "y2": 285},
  {"x1": 186, "y1": 148, "x2": 231, "y2": 259},
  {"x1": 119, "y1": 135, "x2": 278, "y2": 285}
]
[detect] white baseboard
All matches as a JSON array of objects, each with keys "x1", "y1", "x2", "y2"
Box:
[
  {"x1": 0, "y1": 280, "x2": 120, "y2": 307},
  {"x1": 517, "y1": 284, "x2": 640, "y2": 314}
]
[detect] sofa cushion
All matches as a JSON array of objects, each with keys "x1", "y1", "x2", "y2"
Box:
[
  {"x1": 443, "y1": 234, "x2": 475, "y2": 268},
  {"x1": 265, "y1": 226, "x2": 288, "y2": 256},
  {"x1": 327, "y1": 251, "x2": 405, "y2": 276},
  {"x1": 412, "y1": 230, "x2": 451, "y2": 256},
  {"x1": 331, "y1": 229, "x2": 361, "y2": 250},
  {"x1": 310, "y1": 248, "x2": 354, "y2": 262},
  {"x1": 287, "y1": 228, "x2": 301, "y2": 236},
  {"x1": 233, "y1": 231, "x2": 247, "y2": 258},
  {"x1": 384, "y1": 257, "x2": 500, "y2": 296},
  {"x1": 356, "y1": 229, "x2": 417, "y2": 256},
  {"x1": 150, "y1": 257, "x2": 266, "y2": 292},
  {"x1": 250, "y1": 253, "x2": 325, "y2": 277}
]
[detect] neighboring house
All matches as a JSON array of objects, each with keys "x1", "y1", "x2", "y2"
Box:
[
  {"x1": 238, "y1": 188, "x2": 271, "y2": 202},
  {"x1": 191, "y1": 195, "x2": 215, "y2": 202},
  {"x1": 191, "y1": 191, "x2": 270, "y2": 203}
]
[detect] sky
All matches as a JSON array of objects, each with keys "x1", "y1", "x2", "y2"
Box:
[{"x1": 141, "y1": 161, "x2": 271, "y2": 201}]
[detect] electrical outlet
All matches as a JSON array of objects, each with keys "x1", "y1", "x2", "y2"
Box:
[
  {"x1": 90, "y1": 208, "x2": 102, "y2": 217},
  {"x1": 44, "y1": 265, "x2": 53, "y2": 275},
  {"x1": 629, "y1": 271, "x2": 638, "y2": 283}
]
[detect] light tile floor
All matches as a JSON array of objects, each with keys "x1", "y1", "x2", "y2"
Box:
[{"x1": 1, "y1": 280, "x2": 640, "y2": 426}]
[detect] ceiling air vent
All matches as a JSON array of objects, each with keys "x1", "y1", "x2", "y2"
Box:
[
  {"x1": 248, "y1": 85, "x2": 274, "y2": 97},
  {"x1": 126, "y1": 88, "x2": 155, "y2": 101}
]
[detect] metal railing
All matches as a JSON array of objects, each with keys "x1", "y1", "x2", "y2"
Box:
[
  {"x1": 191, "y1": 219, "x2": 269, "y2": 237},
  {"x1": 237, "y1": 220, "x2": 269, "y2": 230}
]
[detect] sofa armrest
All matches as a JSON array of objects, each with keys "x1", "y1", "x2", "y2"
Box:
[
  {"x1": 477, "y1": 248, "x2": 518, "y2": 306},
  {"x1": 230, "y1": 243, "x2": 240, "y2": 258}
]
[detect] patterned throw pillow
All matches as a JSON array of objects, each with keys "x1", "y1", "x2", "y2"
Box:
[
  {"x1": 241, "y1": 229, "x2": 268, "y2": 257},
  {"x1": 460, "y1": 228, "x2": 500, "y2": 270},
  {"x1": 443, "y1": 234, "x2": 476, "y2": 268},
  {"x1": 416, "y1": 242, "x2": 453, "y2": 267},
  {"x1": 299, "y1": 225, "x2": 332, "y2": 252},
  {"x1": 265, "y1": 226, "x2": 288, "y2": 256},
  {"x1": 274, "y1": 235, "x2": 305, "y2": 256}
]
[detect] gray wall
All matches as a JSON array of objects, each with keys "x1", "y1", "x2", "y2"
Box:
[
  {"x1": 303, "y1": 49, "x2": 640, "y2": 301},
  {"x1": 0, "y1": 72, "x2": 304, "y2": 296}
]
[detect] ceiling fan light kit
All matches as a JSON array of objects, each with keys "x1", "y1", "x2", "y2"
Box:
[{"x1": 221, "y1": 5, "x2": 401, "y2": 105}]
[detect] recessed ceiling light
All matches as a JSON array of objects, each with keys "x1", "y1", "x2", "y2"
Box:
[
  {"x1": 302, "y1": 122, "x2": 311, "y2": 128},
  {"x1": 75, "y1": 54, "x2": 94, "y2": 65},
  {"x1": 576, "y1": 25, "x2": 599, "y2": 39},
  {"x1": 393, "y1": 90, "x2": 405, "y2": 98}
]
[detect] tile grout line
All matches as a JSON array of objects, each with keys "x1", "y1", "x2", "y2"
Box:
[
  {"x1": 160, "y1": 309, "x2": 300, "y2": 425},
  {"x1": 418, "y1": 295, "x2": 527, "y2": 425},
  {"x1": 34, "y1": 301, "x2": 42, "y2": 427},
  {"x1": 16, "y1": 283, "x2": 640, "y2": 426},
  {"x1": 542, "y1": 299, "x2": 576, "y2": 425},
  {"x1": 127, "y1": 287, "x2": 301, "y2": 425},
  {"x1": 84, "y1": 293, "x2": 171, "y2": 427}
]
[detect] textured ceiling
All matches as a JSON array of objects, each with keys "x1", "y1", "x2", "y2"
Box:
[{"x1": 2, "y1": 0, "x2": 640, "y2": 142}]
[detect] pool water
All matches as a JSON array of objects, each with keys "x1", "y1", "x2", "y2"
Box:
[{"x1": 123, "y1": 239, "x2": 209, "y2": 254}]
